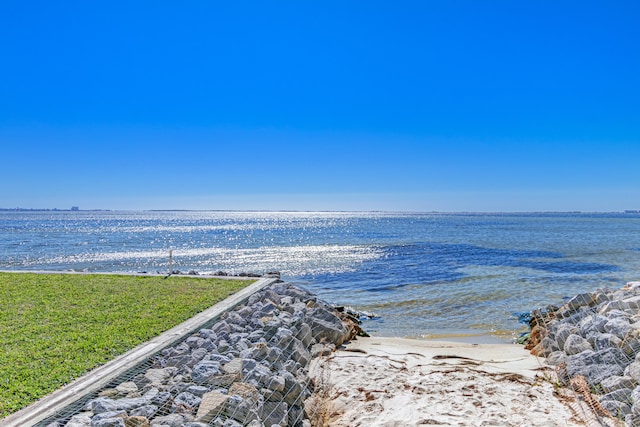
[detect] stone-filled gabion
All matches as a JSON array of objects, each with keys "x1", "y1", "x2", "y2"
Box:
[
  {"x1": 46, "y1": 282, "x2": 358, "y2": 427},
  {"x1": 526, "y1": 281, "x2": 640, "y2": 426}
]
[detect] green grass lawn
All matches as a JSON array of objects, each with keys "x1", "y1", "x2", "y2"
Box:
[{"x1": 0, "y1": 272, "x2": 253, "y2": 418}]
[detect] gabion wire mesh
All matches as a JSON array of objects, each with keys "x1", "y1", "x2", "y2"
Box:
[
  {"x1": 524, "y1": 282, "x2": 640, "y2": 427},
  {"x1": 38, "y1": 282, "x2": 360, "y2": 427}
]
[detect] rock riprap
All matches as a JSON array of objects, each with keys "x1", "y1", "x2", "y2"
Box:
[
  {"x1": 46, "y1": 282, "x2": 360, "y2": 427},
  {"x1": 525, "y1": 281, "x2": 640, "y2": 425}
]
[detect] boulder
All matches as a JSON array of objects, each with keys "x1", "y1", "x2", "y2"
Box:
[
  {"x1": 261, "y1": 401, "x2": 288, "y2": 426},
  {"x1": 305, "y1": 307, "x2": 350, "y2": 346},
  {"x1": 150, "y1": 413, "x2": 193, "y2": 426},
  {"x1": 172, "y1": 392, "x2": 201, "y2": 412},
  {"x1": 600, "y1": 375, "x2": 637, "y2": 394},
  {"x1": 129, "y1": 405, "x2": 158, "y2": 419},
  {"x1": 563, "y1": 334, "x2": 592, "y2": 355},
  {"x1": 195, "y1": 391, "x2": 229, "y2": 423},
  {"x1": 115, "y1": 382, "x2": 138, "y2": 395},
  {"x1": 604, "y1": 317, "x2": 632, "y2": 339},
  {"x1": 191, "y1": 361, "x2": 222, "y2": 384}
]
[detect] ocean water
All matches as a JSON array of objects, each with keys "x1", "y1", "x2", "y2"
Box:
[{"x1": 2, "y1": 210, "x2": 640, "y2": 342}]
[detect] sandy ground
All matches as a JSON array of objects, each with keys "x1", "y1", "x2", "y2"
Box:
[{"x1": 306, "y1": 337, "x2": 603, "y2": 427}]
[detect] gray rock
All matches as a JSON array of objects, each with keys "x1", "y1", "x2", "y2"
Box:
[
  {"x1": 565, "y1": 292, "x2": 596, "y2": 311},
  {"x1": 278, "y1": 335, "x2": 311, "y2": 366},
  {"x1": 91, "y1": 397, "x2": 151, "y2": 414},
  {"x1": 201, "y1": 339, "x2": 217, "y2": 352},
  {"x1": 261, "y1": 401, "x2": 288, "y2": 426},
  {"x1": 190, "y1": 348, "x2": 208, "y2": 364},
  {"x1": 600, "y1": 400, "x2": 630, "y2": 418},
  {"x1": 130, "y1": 404, "x2": 158, "y2": 418},
  {"x1": 281, "y1": 371, "x2": 304, "y2": 405},
  {"x1": 563, "y1": 334, "x2": 593, "y2": 355},
  {"x1": 554, "y1": 323, "x2": 577, "y2": 350},
  {"x1": 65, "y1": 413, "x2": 93, "y2": 427},
  {"x1": 265, "y1": 375, "x2": 285, "y2": 392},
  {"x1": 223, "y1": 395, "x2": 261, "y2": 424},
  {"x1": 266, "y1": 346, "x2": 282, "y2": 363},
  {"x1": 209, "y1": 353, "x2": 233, "y2": 364},
  {"x1": 621, "y1": 296, "x2": 640, "y2": 311},
  {"x1": 191, "y1": 360, "x2": 222, "y2": 384},
  {"x1": 151, "y1": 392, "x2": 172, "y2": 406},
  {"x1": 151, "y1": 413, "x2": 194, "y2": 426},
  {"x1": 288, "y1": 404, "x2": 305, "y2": 426},
  {"x1": 599, "y1": 301, "x2": 625, "y2": 315},
  {"x1": 90, "y1": 398, "x2": 120, "y2": 414},
  {"x1": 261, "y1": 387, "x2": 284, "y2": 402},
  {"x1": 599, "y1": 388, "x2": 633, "y2": 405},
  {"x1": 171, "y1": 342, "x2": 191, "y2": 355},
  {"x1": 566, "y1": 350, "x2": 625, "y2": 386},
  {"x1": 186, "y1": 336, "x2": 206, "y2": 348},
  {"x1": 311, "y1": 343, "x2": 335, "y2": 358},
  {"x1": 306, "y1": 307, "x2": 350, "y2": 346},
  {"x1": 247, "y1": 330, "x2": 265, "y2": 342},
  {"x1": 241, "y1": 344, "x2": 269, "y2": 361},
  {"x1": 90, "y1": 418, "x2": 125, "y2": 427},
  {"x1": 591, "y1": 333, "x2": 622, "y2": 351},
  {"x1": 227, "y1": 311, "x2": 248, "y2": 328},
  {"x1": 145, "y1": 368, "x2": 175, "y2": 385},
  {"x1": 600, "y1": 375, "x2": 637, "y2": 394},
  {"x1": 165, "y1": 355, "x2": 191, "y2": 368},
  {"x1": 536, "y1": 337, "x2": 559, "y2": 357},
  {"x1": 198, "y1": 328, "x2": 217, "y2": 340},
  {"x1": 627, "y1": 413, "x2": 640, "y2": 426},
  {"x1": 244, "y1": 363, "x2": 273, "y2": 387},
  {"x1": 605, "y1": 317, "x2": 633, "y2": 340},
  {"x1": 172, "y1": 391, "x2": 202, "y2": 411},
  {"x1": 195, "y1": 391, "x2": 229, "y2": 423},
  {"x1": 211, "y1": 418, "x2": 243, "y2": 427},
  {"x1": 212, "y1": 321, "x2": 232, "y2": 336},
  {"x1": 187, "y1": 385, "x2": 210, "y2": 397},
  {"x1": 115, "y1": 381, "x2": 138, "y2": 395},
  {"x1": 625, "y1": 362, "x2": 640, "y2": 383}
]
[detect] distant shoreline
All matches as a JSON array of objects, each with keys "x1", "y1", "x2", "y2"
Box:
[{"x1": 1, "y1": 208, "x2": 640, "y2": 214}]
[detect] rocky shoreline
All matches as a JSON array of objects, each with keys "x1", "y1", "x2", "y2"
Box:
[
  {"x1": 46, "y1": 282, "x2": 364, "y2": 427},
  {"x1": 525, "y1": 281, "x2": 640, "y2": 425}
]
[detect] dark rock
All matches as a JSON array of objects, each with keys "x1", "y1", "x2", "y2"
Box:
[
  {"x1": 191, "y1": 360, "x2": 222, "y2": 384},
  {"x1": 563, "y1": 334, "x2": 592, "y2": 355},
  {"x1": 261, "y1": 401, "x2": 287, "y2": 426},
  {"x1": 172, "y1": 391, "x2": 202, "y2": 412},
  {"x1": 600, "y1": 375, "x2": 637, "y2": 394},
  {"x1": 150, "y1": 413, "x2": 193, "y2": 426},
  {"x1": 129, "y1": 404, "x2": 158, "y2": 418},
  {"x1": 306, "y1": 307, "x2": 350, "y2": 346},
  {"x1": 600, "y1": 400, "x2": 630, "y2": 418},
  {"x1": 90, "y1": 418, "x2": 125, "y2": 427}
]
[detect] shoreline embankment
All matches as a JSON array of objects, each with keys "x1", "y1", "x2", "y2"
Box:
[{"x1": 8, "y1": 275, "x2": 640, "y2": 426}]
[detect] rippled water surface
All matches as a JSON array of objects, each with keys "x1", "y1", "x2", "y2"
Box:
[{"x1": 2, "y1": 211, "x2": 639, "y2": 341}]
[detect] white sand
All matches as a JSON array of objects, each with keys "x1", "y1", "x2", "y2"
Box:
[{"x1": 306, "y1": 337, "x2": 599, "y2": 427}]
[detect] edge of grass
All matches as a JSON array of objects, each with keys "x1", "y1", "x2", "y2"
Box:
[{"x1": 0, "y1": 272, "x2": 253, "y2": 418}]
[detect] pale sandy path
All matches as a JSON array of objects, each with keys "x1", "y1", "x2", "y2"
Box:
[{"x1": 307, "y1": 337, "x2": 600, "y2": 427}]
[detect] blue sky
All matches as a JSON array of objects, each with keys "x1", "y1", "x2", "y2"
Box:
[{"x1": 1, "y1": 1, "x2": 639, "y2": 211}]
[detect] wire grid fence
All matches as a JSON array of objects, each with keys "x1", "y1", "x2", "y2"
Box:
[
  {"x1": 524, "y1": 283, "x2": 640, "y2": 427},
  {"x1": 38, "y1": 282, "x2": 356, "y2": 427}
]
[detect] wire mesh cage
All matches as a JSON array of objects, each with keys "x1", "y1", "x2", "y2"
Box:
[
  {"x1": 38, "y1": 282, "x2": 362, "y2": 427},
  {"x1": 523, "y1": 282, "x2": 640, "y2": 427}
]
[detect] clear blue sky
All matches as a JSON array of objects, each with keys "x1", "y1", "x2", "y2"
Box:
[{"x1": 1, "y1": 1, "x2": 639, "y2": 211}]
